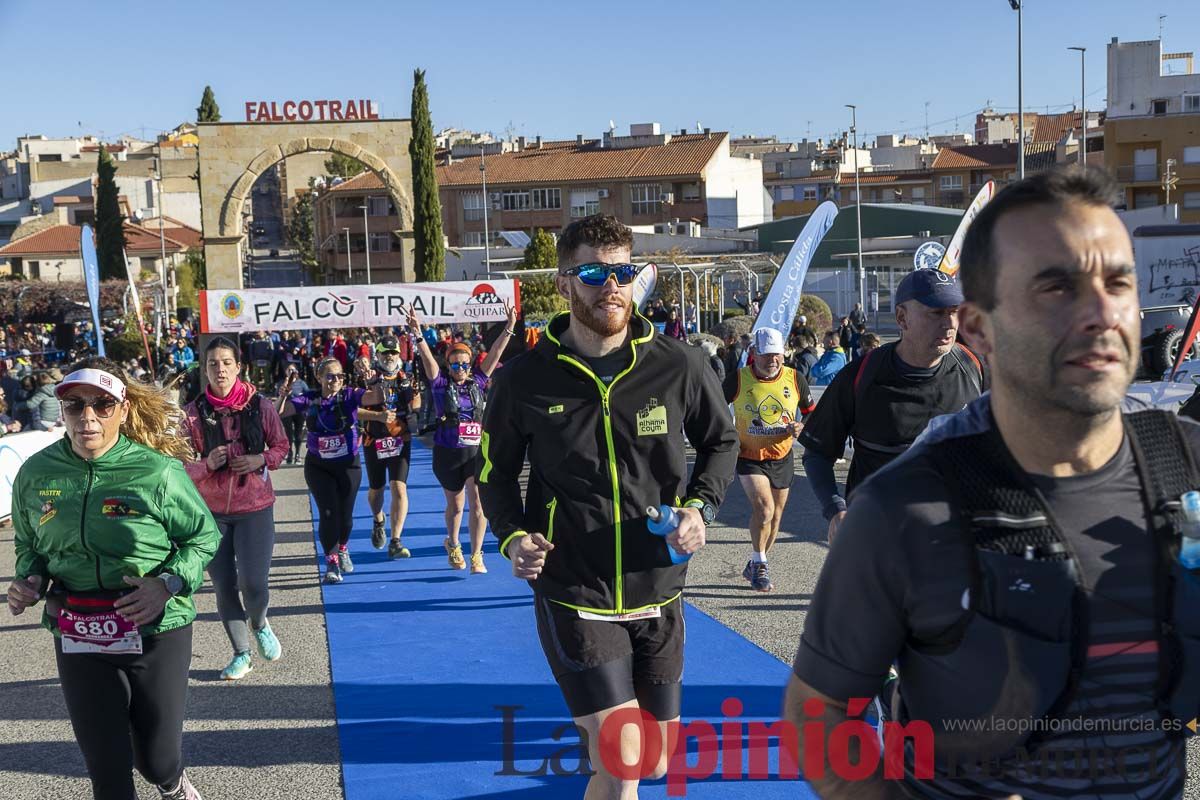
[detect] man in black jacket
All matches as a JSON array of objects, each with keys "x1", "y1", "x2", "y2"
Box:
[{"x1": 478, "y1": 214, "x2": 738, "y2": 798}]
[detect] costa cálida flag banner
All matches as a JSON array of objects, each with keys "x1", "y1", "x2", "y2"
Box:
[
  {"x1": 80, "y1": 224, "x2": 106, "y2": 357},
  {"x1": 753, "y1": 201, "x2": 839, "y2": 339},
  {"x1": 199, "y1": 279, "x2": 521, "y2": 334},
  {"x1": 937, "y1": 180, "x2": 994, "y2": 277}
]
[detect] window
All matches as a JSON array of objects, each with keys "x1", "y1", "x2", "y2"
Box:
[
  {"x1": 802, "y1": 187, "x2": 818, "y2": 201},
  {"x1": 911, "y1": 187, "x2": 926, "y2": 205},
  {"x1": 1184, "y1": 146, "x2": 1200, "y2": 165},
  {"x1": 501, "y1": 191, "x2": 530, "y2": 211},
  {"x1": 940, "y1": 175, "x2": 963, "y2": 190},
  {"x1": 37, "y1": 154, "x2": 62, "y2": 162},
  {"x1": 631, "y1": 184, "x2": 661, "y2": 215},
  {"x1": 1134, "y1": 191, "x2": 1159, "y2": 209},
  {"x1": 463, "y1": 231, "x2": 485, "y2": 247},
  {"x1": 570, "y1": 190, "x2": 600, "y2": 218},
  {"x1": 1184, "y1": 192, "x2": 1200, "y2": 210},
  {"x1": 367, "y1": 196, "x2": 390, "y2": 216},
  {"x1": 28, "y1": 260, "x2": 40, "y2": 279},
  {"x1": 777, "y1": 186, "x2": 794, "y2": 201},
  {"x1": 531, "y1": 188, "x2": 561, "y2": 210},
  {"x1": 462, "y1": 192, "x2": 485, "y2": 221},
  {"x1": 370, "y1": 233, "x2": 391, "y2": 252},
  {"x1": 1185, "y1": 95, "x2": 1200, "y2": 113},
  {"x1": 681, "y1": 182, "x2": 701, "y2": 202},
  {"x1": 1153, "y1": 99, "x2": 1168, "y2": 115}
]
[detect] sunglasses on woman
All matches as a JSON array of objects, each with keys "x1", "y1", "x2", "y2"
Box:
[
  {"x1": 324, "y1": 373, "x2": 345, "y2": 382},
  {"x1": 561, "y1": 263, "x2": 642, "y2": 287},
  {"x1": 448, "y1": 363, "x2": 471, "y2": 372},
  {"x1": 61, "y1": 396, "x2": 121, "y2": 418}
]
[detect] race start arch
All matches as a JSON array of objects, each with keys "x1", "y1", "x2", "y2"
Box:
[{"x1": 197, "y1": 118, "x2": 417, "y2": 290}]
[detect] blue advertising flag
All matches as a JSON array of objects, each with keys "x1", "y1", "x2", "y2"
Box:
[
  {"x1": 753, "y1": 201, "x2": 839, "y2": 339},
  {"x1": 80, "y1": 224, "x2": 106, "y2": 357}
]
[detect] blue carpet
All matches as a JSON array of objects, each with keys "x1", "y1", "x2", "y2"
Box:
[{"x1": 310, "y1": 439, "x2": 817, "y2": 799}]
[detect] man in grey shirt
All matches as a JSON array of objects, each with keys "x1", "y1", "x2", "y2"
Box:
[{"x1": 786, "y1": 166, "x2": 1196, "y2": 798}]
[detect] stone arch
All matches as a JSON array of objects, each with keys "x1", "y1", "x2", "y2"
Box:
[{"x1": 217, "y1": 136, "x2": 414, "y2": 238}]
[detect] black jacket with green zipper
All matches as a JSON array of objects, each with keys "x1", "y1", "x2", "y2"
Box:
[{"x1": 478, "y1": 312, "x2": 738, "y2": 615}]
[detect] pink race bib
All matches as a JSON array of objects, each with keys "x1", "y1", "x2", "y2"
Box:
[
  {"x1": 374, "y1": 436, "x2": 402, "y2": 459},
  {"x1": 317, "y1": 433, "x2": 349, "y2": 459},
  {"x1": 458, "y1": 421, "x2": 482, "y2": 446},
  {"x1": 58, "y1": 608, "x2": 142, "y2": 655}
]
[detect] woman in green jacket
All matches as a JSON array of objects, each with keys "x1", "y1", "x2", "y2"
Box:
[{"x1": 5, "y1": 357, "x2": 219, "y2": 800}]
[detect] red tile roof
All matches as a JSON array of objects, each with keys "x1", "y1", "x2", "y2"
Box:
[
  {"x1": 327, "y1": 172, "x2": 384, "y2": 194},
  {"x1": 1031, "y1": 111, "x2": 1103, "y2": 144},
  {"x1": 433, "y1": 134, "x2": 728, "y2": 187},
  {"x1": 80, "y1": 144, "x2": 126, "y2": 153},
  {"x1": 931, "y1": 144, "x2": 1019, "y2": 170},
  {"x1": 0, "y1": 223, "x2": 187, "y2": 257},
  {"x1": 834, "y1": 170, "x2": 931, "y2": 185}
]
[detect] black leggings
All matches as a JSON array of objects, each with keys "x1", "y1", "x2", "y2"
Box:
[
  {"x1": 305, "y1": 456, "x2": 362, "y2": 555},
  {"x1": 55, "y1": 624, "x2": 193, "y2": 800},
  {"x1": 285, "y1": 415, "x2": 305, "y2": 453}
]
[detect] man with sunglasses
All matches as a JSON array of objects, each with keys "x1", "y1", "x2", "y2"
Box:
[{"x1": 478, "y1": 214, "x2": 738, "y2": 798}]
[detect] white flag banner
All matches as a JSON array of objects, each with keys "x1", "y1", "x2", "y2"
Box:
[{"x1": 199, "y1": 279, "x2": 520, "y2": 334}]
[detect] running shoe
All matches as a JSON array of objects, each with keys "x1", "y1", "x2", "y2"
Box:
[
  {"x1": 338, "y1": 546, "x2": 354, "y2": 573},
  {"x1": 220, "y1": 651, "x2": 253, "y2": 681},
  {"x1": 388, "y1": 538, "x2": 411, "y2": 559},
  {"x1": 371, "y1": 518, "x2": 387, "y2": 550},
  {"x1": 444, "y1": 537, "x2": 466, "y2": 570},
  {"x1": 324, "y1": 558, "x2": 343, "y2": 585},
  {"x1": 470, "y1": 552, "x2": 487, "y2": 574},
  {"x1": 158, "y1": 771, "x2": 203, "y2": 800},
  {"x1": 254, "y1": 622, "x2": 282, "y2": 662},
  {"x1": 748, "y1": 561, "x2": 773, "y2": 592}
]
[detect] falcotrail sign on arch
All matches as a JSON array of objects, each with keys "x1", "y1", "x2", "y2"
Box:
[{"x1": 198, "y1": 279, "x2": 520, "y2": 334}]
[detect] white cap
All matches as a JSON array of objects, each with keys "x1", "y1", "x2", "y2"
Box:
[
  {"x1": 55, "y1": 368, "x2": 127, "y2": 401},
  {"x1": 752, "y1": 327, "x2": 785, "y2": 355}
]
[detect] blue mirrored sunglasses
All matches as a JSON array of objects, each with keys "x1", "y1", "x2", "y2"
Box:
[
  {"x1": 448, "y1": 363, "x2": 471, "y2": 371},
  {"x1": 562, "y1": 262, "x2": 641, "y2": 287}
]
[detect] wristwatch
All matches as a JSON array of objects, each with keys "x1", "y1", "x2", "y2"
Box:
[
  {"x1": 159, "y1": 573, "x2": 184, "y2": 596},
  {"x1": 684, "y1": 499, "x2": 718, "y2": 525}
]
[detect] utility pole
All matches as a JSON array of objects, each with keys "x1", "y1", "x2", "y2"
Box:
[
  {"x1": 1010, "y1": 1, "x2": 1025, "y2": 179},
  {"x1": 480, "y1": 145, "x2": 491, "y2": 279},
  {"x1": 846, "y1": 104, "x2": 865, "y2": 313},
  {"x1": 1069, "y1": 47, "x2": 1087, "y2": 166}
]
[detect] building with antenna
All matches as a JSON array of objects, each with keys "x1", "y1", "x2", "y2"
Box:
[{"x1": 1105, "y1": 36, "x2": 1200, "y2": 222}]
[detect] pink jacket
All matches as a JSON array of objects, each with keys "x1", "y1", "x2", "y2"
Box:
[{"x1": 183, "y1": 389, "x2": 290, "y2": 517}]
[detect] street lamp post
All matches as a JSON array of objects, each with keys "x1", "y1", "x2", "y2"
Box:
[
  {"x1": 1069, "y1": 46, "x2": 1087, "y2": 166},
  {"x1": 480, "y1": 145, "x2": 491, "y2": 279},
  {"x1": 152, "y1": 158, "x2": 170, "y2": 331},
  {"x1": 359, "y1": 202, "x2": 372, "y2": 285},
  {"x1": 846, "y1": 104, "x2": 865, "y2": 313},
  {"x1": 343, "y1": 226, "x2": 353, "y2": 282},
  {"x1": 1010, "y1": 1, "x2": 1025, "y2": 179}
]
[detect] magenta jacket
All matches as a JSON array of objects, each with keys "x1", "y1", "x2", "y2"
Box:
[{"x1": 182, "y1": 388, "x2": 290, "y2": 516}]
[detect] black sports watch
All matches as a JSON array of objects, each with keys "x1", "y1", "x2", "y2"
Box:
[
  {"x1": 685, "y1": 499, "x2": 717, "y2": 525},
  {"x1": 159, "y1": 573, "x2": 184, "y2": 596}
]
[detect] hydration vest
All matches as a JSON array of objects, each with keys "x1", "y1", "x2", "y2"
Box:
[
  {"x1": 895, "y1": 409, "x2": 1200, "y2": 760},
  {"x1": 196, "y1": 393, "x2": 265, "y2": 460},
  {"x1": 440, "y1": 376, "x2": 485, "y2": 429},
  {"x1": 363, "y1": 373, "x2": 412, "y2": 445}
]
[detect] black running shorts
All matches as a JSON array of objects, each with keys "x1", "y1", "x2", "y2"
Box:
[
  {"x1": 432, "y1": 444, "x2": 480, "y2": 494},
  {"x1": 735, "y1": 449, "x2": 794, "y2": 490},
  {"x1": 363, "y1": 439, "x2": 412, "y2": 490},
  {"x1": 534, "y1": 593, "x2": 684, "y2": 720}
]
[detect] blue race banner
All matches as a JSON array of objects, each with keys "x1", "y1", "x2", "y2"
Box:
[
  {"x1": 80, "y1": 224, "x2": 105, "y2": 356},
  {"x1": 753, "y1": 200, "x2": 839, "y2": 339}
]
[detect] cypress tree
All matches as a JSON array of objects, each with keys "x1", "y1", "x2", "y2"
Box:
[
  {"x1": 94, "y1": 147, "x2": 126, "y2": 281},
  {"x1": 409, "y1": 69, "x2": 445, "y2": 282},
  {"x1": 197, "y1": 85, "x2": 221, "y2": 122}
]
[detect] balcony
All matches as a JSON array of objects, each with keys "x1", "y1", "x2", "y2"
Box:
[{"x1": 1115, "y1": 164, "x2": 1160, "y2": 184}]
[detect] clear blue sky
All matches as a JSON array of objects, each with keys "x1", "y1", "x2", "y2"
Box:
[{"x1": 1, "y1": 0, "x2": 1196, "y2": 148}]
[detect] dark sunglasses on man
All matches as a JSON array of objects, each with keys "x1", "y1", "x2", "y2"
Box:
[{"x1": 561, "y1": 262, "x2": 643, "y2": 287}]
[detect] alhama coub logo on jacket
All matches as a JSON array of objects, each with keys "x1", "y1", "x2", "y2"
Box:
[{"x1": 636, "y1": 398, "x2": 668, "y2": 437}]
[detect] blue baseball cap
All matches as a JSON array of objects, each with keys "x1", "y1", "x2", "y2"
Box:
[{"x1": 895, "y1": 269, "x2": 964, "y2": 309}]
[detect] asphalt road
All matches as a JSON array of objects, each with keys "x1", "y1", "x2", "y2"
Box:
[{"x1": 2, "y1": 443, "x2": 1197, "y2": 798}]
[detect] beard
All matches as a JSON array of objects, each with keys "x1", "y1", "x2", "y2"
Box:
[
  {"x1": 381, "y1": 357, "x2": 401, "y2": 375},
  {"x1": 570, "y1": 289, "x2": 632, "y2": 337},
  {"x1": 993, "y1": 317, "x2": 1136, "y2": 418}
]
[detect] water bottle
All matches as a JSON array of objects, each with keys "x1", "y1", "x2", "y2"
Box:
[
  {"x1": 1181, "y1": 491, "x2": 1200, "y2": 569},
  {"x1": 646, "y1": 505, "x2": 691, "y2": 564}
]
